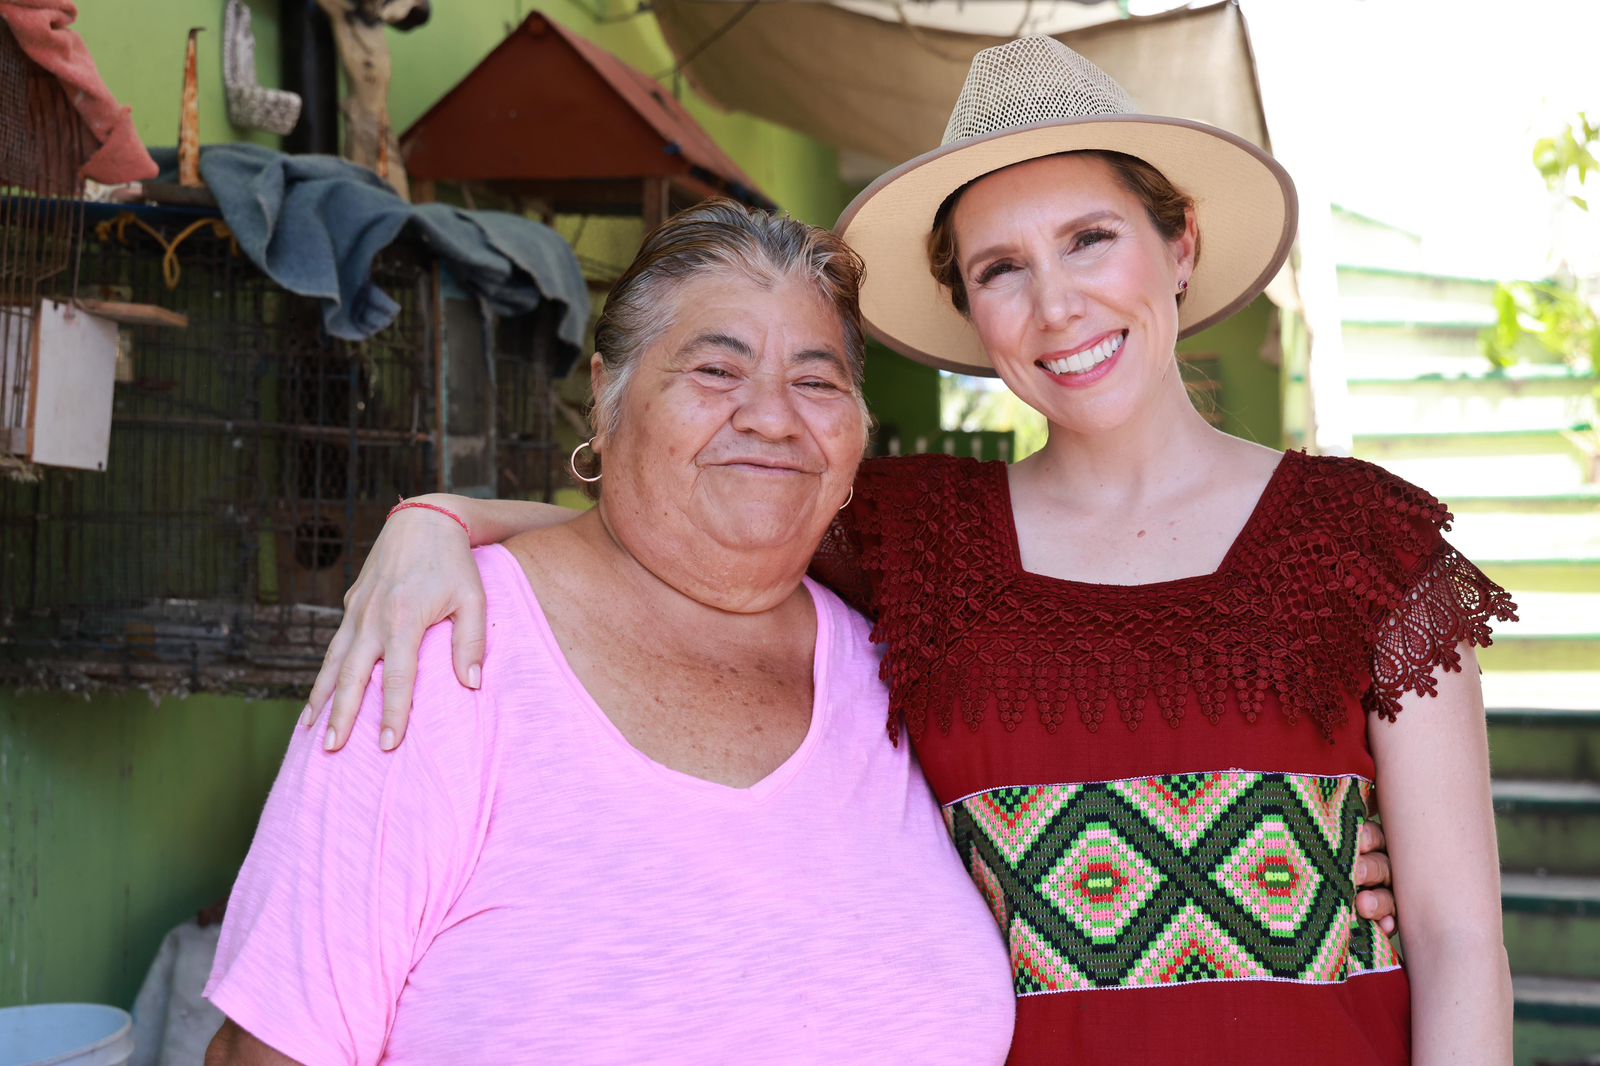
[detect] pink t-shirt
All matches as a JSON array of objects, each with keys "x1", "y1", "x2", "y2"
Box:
[{"x1": 206, "y1": 545, "x2": 1014, "y2": 1064}]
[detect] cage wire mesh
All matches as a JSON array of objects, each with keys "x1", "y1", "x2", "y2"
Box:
[
  {"x1": 0, "y1": 209, "x2": 565, "y2": 697},
  {"x1": 0, "y1": 18, "x2": 92, "y2": 466},
  {"x1": 494, "y1": 305, "x2": 561, "y2": 500}
]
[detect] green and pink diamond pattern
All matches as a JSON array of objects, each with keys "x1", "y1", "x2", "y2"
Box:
[{"x1": 947, "y1": 772, "x2": 1398, "y2": 994}]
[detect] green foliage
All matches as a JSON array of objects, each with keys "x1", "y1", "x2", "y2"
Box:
[
  {"x1": 1481, "y1": 280, "x2": 1600, "y2": 371},
  {"x1": 1481, "y1": 115, "x2": 1600, "y2": 379},
  {"x1": 1534, "y1": 112, "x2": 1599, "y2": 211},
  {"x1": 939, "y1": 375, "x2": 1048, "y2": 459}
]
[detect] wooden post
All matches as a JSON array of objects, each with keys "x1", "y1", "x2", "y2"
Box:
[
  {"x1": 177, "y1": 28, "x2": 203, "y2": 187},
  {"x1": 642, "y1": 178, "x2": 670, "y2": 233},
  {"x1": 314, "y1": 0, "x2": 410, "y2": 201}
]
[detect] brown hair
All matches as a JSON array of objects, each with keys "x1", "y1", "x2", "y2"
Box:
[
  {"x1": 581, "y1": 198, "x2": 869, "y2": 494},
  {"x1": 926, "y1": 150, "x2": 1199, "y2": 316}
]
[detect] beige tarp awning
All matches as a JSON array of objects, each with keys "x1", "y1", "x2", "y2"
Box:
[
  {"x1": 657, "y1": 1, "x2": 1269, "y2": 165},
  {"x1": 654, "y1": 0, "x2": 1298, "y2": 314}
]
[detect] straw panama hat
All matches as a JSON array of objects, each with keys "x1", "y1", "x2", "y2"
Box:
[{"x1": 835, "y1": 35, "x2": 1298, "y2": 375}]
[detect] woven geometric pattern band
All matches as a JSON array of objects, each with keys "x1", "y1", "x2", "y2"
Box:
[{"x1": 945, "y1": 772, "x2": 1402, "y2": 995}]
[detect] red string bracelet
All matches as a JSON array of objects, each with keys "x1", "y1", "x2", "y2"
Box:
[{"x1": 387, "y1": 498, "x2": 471, "y2": 541}]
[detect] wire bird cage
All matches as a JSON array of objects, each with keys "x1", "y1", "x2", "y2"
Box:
[
  {"x1": 0, "y1": 206, "x2": 565, "y2": 696},
  {"x1": 0, "y1": 19, "x2": 93, "y2": 466}
]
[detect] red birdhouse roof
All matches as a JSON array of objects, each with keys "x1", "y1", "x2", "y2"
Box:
[{"x1": 401, "y1": 12, "x2": 773, "y2": 212}]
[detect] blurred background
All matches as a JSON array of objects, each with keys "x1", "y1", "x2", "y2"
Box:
[{"x1": 0, "y1": 1, "x2": 1594, "y2": 1063}]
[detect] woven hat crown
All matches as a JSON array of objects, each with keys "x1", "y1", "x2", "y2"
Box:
[{"x1": 942, "y1": 36, "x2": 1137, "y2": 147}]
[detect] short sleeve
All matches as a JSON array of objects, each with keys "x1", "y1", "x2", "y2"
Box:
[
  {"x1": 204, "y1": 651, "x2": 486, "y2": 1065},
  {"x1": 1361, "y1": 469, "x2": 1519, "y2": 721}
]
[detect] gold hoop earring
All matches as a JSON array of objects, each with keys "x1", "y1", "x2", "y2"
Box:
[
  {"x1": 838, "y1": 485, "x2": 853, "y2": 511},
  {"x1": 569, "y1": 438, "x2": 602, "y2": 484}
]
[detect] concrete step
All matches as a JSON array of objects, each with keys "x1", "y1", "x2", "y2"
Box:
[
  {"x1": 1506, "y1": 874, "x2": 1600, "y2": 1064},
  {"x1": 1480, "y1": 598, "x2": 1600, "y2": 675},
  {"x1": 1492, "y1": 593, "x2": 1600, "y2": 637},
  {"x1": 1502, "y1": 875, "x2": 1600, "y2": 984},
  {"x1": 1341, "y1": 304, "x2": 1497, "y2": 330},
  {"x1": 1513, "y1": 976, "x2": 1600, "y2": 1066},
  {"x1": 1349, "y1": 364, "x2": 1594, "y2": 385},
  {"x1": 1496, "y1": 780, "x2": 1600, "y2": 877},
  {"x1": 1342, "y1": 320, "x2": 1495, "y2": 374},
  {"x1": 1453, "y1": 492, "x2": 1600, "y2": 514},
  {"x1": 1480, "y1": 635, "x2": 1600, "y2": 674},
  {"x1": 1355, "y1": 426, "x2": 1593, "y2": 452},
  {"x1": 1336, "y1": 264, "x2": 1500, "y2": 308},
  {"x1": 1481, "y1": 561, "x2": 1600, "y2": 595},
  {"x1": 1446, "y1": 490, "x2": 1600, "y2": 565},
  {"x1": 1514, "y1": 973, "x2": 1600, "y2": 1028},
  {"x1": 1447, "y1": 513, "x2": 1600, "y2": 563},
  {"x1": 1503, "y1": 872, "x2": 1600, "y2": 916},
  {"x1": 1438, "y1": 492, "x2": 1600, "y2": 596},
  {"x1": 1478, "y1": 590, "x2": 1598, "y2": 674},
  {"x1": 1346, "y1": 372, "x2": 1600, "y2": 435},
  {"x1": 1353, "y1": 428, "x2": 1596, "y2": 498},
  {"x1": 1486, "y1": 706, "x2": 1600, "y2": 780}
]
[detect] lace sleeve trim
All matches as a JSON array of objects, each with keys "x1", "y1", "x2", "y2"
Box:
[{"x1": 1364, "y1": 544, "x2": 1519, "y2": 721}]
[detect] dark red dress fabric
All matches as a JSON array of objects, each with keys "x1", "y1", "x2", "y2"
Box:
[{"x1": 811, "y1": 450, "x2": 1516, "y2": 1065}]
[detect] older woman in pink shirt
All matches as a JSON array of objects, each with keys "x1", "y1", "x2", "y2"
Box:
[{"x1": 203, "y1": 201, "x2": 1016, "y2": 1064}]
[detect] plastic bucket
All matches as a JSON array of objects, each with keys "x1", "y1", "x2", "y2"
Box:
[{"x1": 0, "y1": 1004, "x2": 134, "y2": 1066}]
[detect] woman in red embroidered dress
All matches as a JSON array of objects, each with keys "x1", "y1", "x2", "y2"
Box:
[{"x1": 306, "y1": 39, "x2": 1509, "y2": 1065}]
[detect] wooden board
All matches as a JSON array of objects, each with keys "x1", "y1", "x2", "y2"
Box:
[{"x1": 74, "y1": 298, "x2": 189, "y2": 329}]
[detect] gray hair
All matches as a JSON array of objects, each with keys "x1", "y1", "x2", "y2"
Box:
[{"x1": 586, "y1": 199, "x2": 869, "y2": 472}]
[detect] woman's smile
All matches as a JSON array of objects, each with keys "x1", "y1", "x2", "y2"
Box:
[
  {"x1": 1037, "y1": 329, "x2": 1127, "y2": 388},
  {"x1": 726, "y1": 462, "x2": 807, "y2": 472},
  {"x1": 711, "y1": 460, "x2": 815, "y2": 478}
]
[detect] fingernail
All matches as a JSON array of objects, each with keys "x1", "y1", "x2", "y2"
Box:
[
  {"x1": 324, "y1": 726, "x2": 337, "y2": 751},
  {"x1": 380, "y1": 727, "x2": 396, "y2": 751},
  {"x1": 1355, "y1": 859, "x2": 1366, "y2": 881},
  {"x1": 467, "y1": 664, "x2": 481, "y2": 689},
  {"x1": 299, "y1": 705, "x2": 313, "y2": 729}
]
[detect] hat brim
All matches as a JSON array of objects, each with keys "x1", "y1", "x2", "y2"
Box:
[{"x1": 835, "y1": 115, "x2": 1298, "y2": 375}]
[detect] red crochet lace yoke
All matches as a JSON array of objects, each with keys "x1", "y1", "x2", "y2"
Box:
[{"x1": 810, "y1": 450, "x2": 1517, "y2": 743}]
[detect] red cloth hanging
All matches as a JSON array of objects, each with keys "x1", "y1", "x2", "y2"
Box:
[{"x1": 0, "y1": 0, "x2": 159, "y2": 183}]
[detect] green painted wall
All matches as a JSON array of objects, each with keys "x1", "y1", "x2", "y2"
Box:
[
  {"x1": 75, "y1": 0, "x2": 283, "y2": 154},
  {"x1": 0, "y1": 694, "x2": 298, "y2": 1009},
  {"x1": 74, "y1": 0, "x2": 848, "y2": 227},
  {"x1": 4, "y1": 0, "x2": 861, "y2": 1015},
  {"x1": 1178, "y1": 295, "x2": 1284, "y2": 447},
  {"x1": 863, "y1": 341, "x2": 942, "y2": 446}
]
